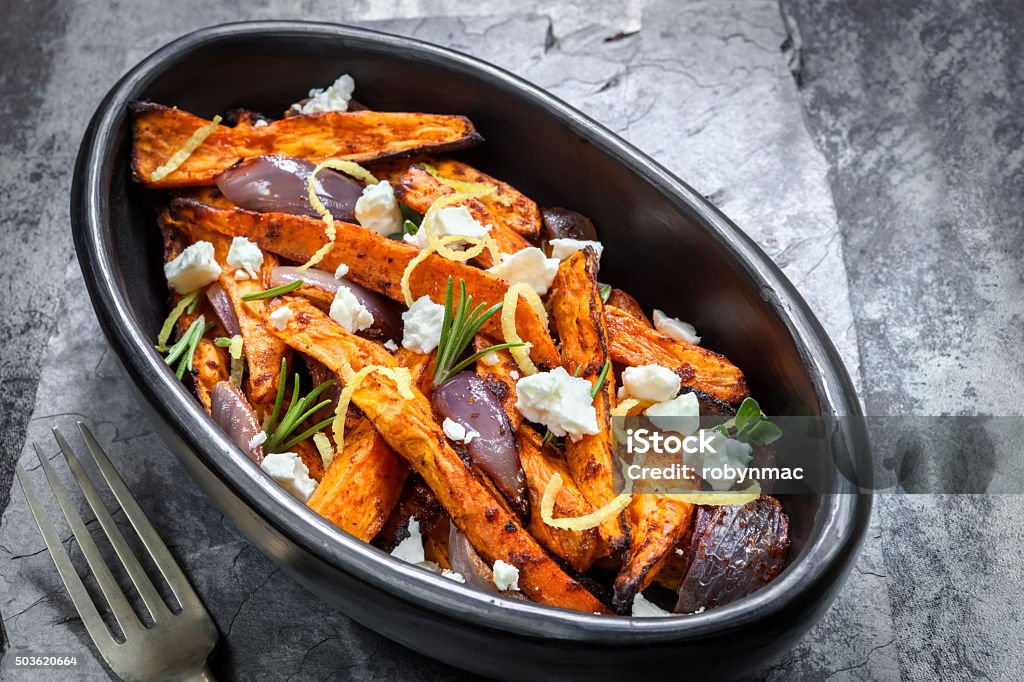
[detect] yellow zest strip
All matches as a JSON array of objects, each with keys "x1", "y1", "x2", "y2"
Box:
[
  {"x1": 421, "y1": 163, "x2": 496, "y2": 199},
  {"x1": 501, "y1": 283, "x2": 546, "y2": 376},
  {"x1": 313, "y1": 432, "x2": 335, "y2": 470},
  {"x1": 611, "y1": 398, "x2": 641, "y2": 418},
  {"x1": 541, "y1": 473, "x2": 633, "y2": 530},
  {"x1": 150, "y1": 115, "x2": 222, "y2": 182},
  {"x1": 156, "y1": 290, "x2": 199, "y2": 351},
  {"x1": 400, "y1": 248, "x2": 433, "y2": 306},
  {"x1": 227, "y1": 335, "x2": 245, "y2": 387},
  {"x1": 664, "y1": 481, "x2": 761, "y2": 507},
  {"x1": 301, "y1": 159, "x2": 378, "y2": 270},
  {"x1": 332, "y1": 365, "x2": 415, "y2": 452}
]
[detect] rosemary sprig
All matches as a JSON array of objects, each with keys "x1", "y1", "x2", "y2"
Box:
[
  {"x1": 163, "y1": 316, "x2": 213, "y2": 379},
  {"x1": 432, "y1": 276, "x2": 524, "y2": 387},
  {"x1": 262, "y1": 357, "x2": 337, "y2": 453},
  {"x1": 241, "y1": 279, "x2": 303, "y2": 301}
]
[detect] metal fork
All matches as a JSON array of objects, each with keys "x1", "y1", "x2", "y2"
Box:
[{"x1": 16, "y1": 423, "x2": 219, "y2": 681}]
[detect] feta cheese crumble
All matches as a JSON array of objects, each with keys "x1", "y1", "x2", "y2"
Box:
[
  {"x1": 482, "y1": 351, "x2": 499, "y2": 365},
  {"x1": 549, "y1": 238, "x2": 604, "y2": 263},
  {"x1": 268, "y1": 305, "x2": 293, "y2": 331},
  {"x1": 164, "y1": 241, "x2": 221, "y2": 294},
  {"x1": 390, "y1": 517, "x2": 425, "y2": 564},
  {"x1": 486, "y1": 247, "x2": 560, "y2": 296},
  {"x1": 226, "y1": 236, "x2": 263, "y2": 279},
  {"x1": 233, "y1": 269, "x2": 250, "y2": 280},
  {"x1": 248, "y1": 431, "x2": 267, "y2": 450},
  {"x1": 621, "y1": 365, "x2": 681, "y2": 403},
  {"x1": 354, "y1": 181, "x2": 404, "y2": 236},
  {"x1": 293, "y1": 73, "x2": 355, "y2": 115},
  {"x1": 645, "y1": 391, "x2": 700, "y2": 436},
  {"x1": 383, "y1": 339, "x2": 399, "y2": 352},
  {"x1": 404, "y1": 206, "x2": 491, "y2": 250},
  {"x1": 701, "y1": 432, "x2": 753, "y2": 491},
  {"x1": 653, "y1": 309, "x2": 701, "y2": 345},
  {"x1": 492, "y1": 560, "x2": 520, "y2": 591},
  {"x1": 259, "y1": 452, "x2": 317, "y2": 502},
  {"x1": 442, "y1": 417, "x2": 480, "y2": 445},
  {"x1": 442, "y1": 569, "x2": 466, "y2": 583},
  {"x1": 515, "y1": 367, "x2": 599, "y2": 442},
  {"x1": 334, "y1": 263, "x2": 350, "y2": 279},
  {"x1": 253, "y1": 119, "x2": 269, "y2": 128},
  {"x1": 631, "y1": 592, "x2": 674, "y2": 617},
  {"x1": 329, "y1": 287, "x2": 374, "y2": 333},
  {"x1": 401, "y1": 295, "x2": 446, "y2": 354}
]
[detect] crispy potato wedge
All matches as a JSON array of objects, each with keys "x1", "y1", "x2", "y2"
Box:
[
  {"x1": 473, "y1": 335, "x2": 522, "y2": 431},
  {"x1": 132, "y1": 102, "x2": 483, "y2": 188},
  {"x1": 549, "y1": 249, "x2": 630, "y2": 555},
  {"x1": 265, "y1": 297, "x2": 606, "y2": 613},
  {"x1": 429, "y1": 159, "x2": 541, "y2": 240},
  {"x1": 604, "y1": 305, "x2": 749, "y2": 404},
  {"x1": 169, "y1": 198, "x2": 559, "y2": 368},
  {"x1": 606, "y1": 288, "x2": 651, "y2": 327},
  {"x1": 517, "y1": 425, "x2": 604, "y2": 572},
  {"x1": 613, "y1": 495, "x2": 694, "y2": 611},
  {"x1": 395, "y1": 164, "x2": 533, "y2": 267}
]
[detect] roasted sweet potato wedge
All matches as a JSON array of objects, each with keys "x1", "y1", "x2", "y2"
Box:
[
  {"x1": 132, "y1": 102, "x2": 483, "y2": 188},
  {"x1": 606, "y1": 288, "x2": 651, "y2": 327},
  {"x1": 264, "y1": 297, "x2": 606, "y2": 613},
  {"x1": 604, "y1": 305, "x2": 749, "y2": 404},
  {"x1": 473, "y1": 335, "x2": 522, "y2": 431},
  {"x1": 168, "y1": 198, "x2": 559, "y2": 368},
  {"x1": 517, "y1": 425, "x2": 604, "y2": 572},
  {"x1": 613, "y1": 495, "x2": 693, "y2": 611},
  {"x1": 429, "y1": 159, "x2": 541, "y2": 240}
]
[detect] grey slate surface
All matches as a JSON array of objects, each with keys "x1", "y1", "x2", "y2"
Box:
[{"x1": 0, "y1": 0, "x2": 1018, "y2": 679}]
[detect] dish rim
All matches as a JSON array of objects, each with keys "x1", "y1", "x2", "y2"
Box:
[{"x1": 72, "y1": 20, "x2": 871, "y2": 643}]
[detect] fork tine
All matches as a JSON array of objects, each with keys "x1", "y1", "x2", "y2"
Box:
[
  {"x1": 77, "y1": 422, "x2": 203, "y2": 610},
  {"x1": 53, "y1": 427, "x2": 170, "y2": 623},
  {"x1": 15, "y1": 463, "x2": 119, "y2": 661},
  {"x1": 35, "y1": 441, "x2": 142, "y2": 637}
]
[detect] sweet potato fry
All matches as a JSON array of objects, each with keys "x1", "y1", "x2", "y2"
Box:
[
  {"x1": 473, "y1": 335, "x2": 522, "y2": 431},
  {"x1": 549, "y1": 249, "x2": 630, "y2": 555},
  {"x1": 604, "y1": 305, "x2": 749, "y2": 404},
  {"x1": 517, "y1": 425, "x2": 603, "y2": 572},
  {"x1": 395, "y1": 164, "x2": 531, "y2": 267},
  {"x1": 265, "y1": 297, "x2": 606, "y2": 613},
  {"x1": 132, "y1": 102, "x2": 483, "y2": 188},
  {"x1": 430, "y1": 159, "x2": 541, "y2": 240},
  {"x1": 168, "y1": 198, "x2": 559, "y2": 368},
  {"x1": 606, "y1": 288, "x2": 651, "y2": 327},
  {"x1": 613, "y1": 495, "x2": 694, "y2": 611}
]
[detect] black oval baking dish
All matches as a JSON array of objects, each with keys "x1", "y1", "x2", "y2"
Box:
[{"x1": 71, "y1": 21, "x2": 871, "y2": 681}]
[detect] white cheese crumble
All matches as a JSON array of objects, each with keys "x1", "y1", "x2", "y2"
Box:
[
  {"x1": 645, "y1": 391, "x2": 700, "y2": 436},
  {"x1": 293, "y1": 73, "x2": 356, "y2": 115},
  {"x1": 701, "y1": 431, "x2": 753, "y2": 491},
  {"x1": 509, "y1": 370, "x2": 520, "y2": 380},
  {"x1": 622, "y1": 365, "x2": 681, "y2": 403},
  {"x1": 549, "y1": 238, "x2": 604, "y2": 263},
  {"x1": 226, "y1": 236, "x2": 263, "y2": 279},
  {"x1": 486, "y1": 247, "x2": 559, "y2": 296},
  {"x1": 268, "y1": 305, "x2": 293, "y2": 331},
  {"x1": 515, "y1": 367, "x2": 599, "y2": 442},
  {"x1": 329, "y1": 287, "x2": 374, "y2": 333},
  {"x1": 253, "y1": 119, "x2": 269, "y2": 128},
  {"x1": 482, "y1": 351, "x2": 500, "y2": 365},
  {"x1": 354, "y1": 181, "x2": 404, "y2": 236},
  {"x1": 653, "y1": 309, "x2": 701, "y2": 345},
  {"x1": 631, "y1": 592, "x2": 674, "y2": 617},
  {"x1": 383, "y1": 339, "x2": 399, "y2": 352},
  {"x1": 334, "y1": 263, "x2": 350, "y2": 279},
  {"x1": 442, "y1": 417, "x2": 480, "y2": 445},
  {"x1": 164, "y1": 241, "x2": 221, "y2": 294},
  {"x1": 390, "y1": 517, "x2": 425, "y2": 564},
  {"x1": 259, "y1": 452, "x2": 317, "y2": 502},
  {"x1": 233, "y1": 269, "x2": 250, "y2": 281},
  {"x1": 442, "y1": 569, "x2": 466, "y2": 583},
  {"x1": 404, "y1": 205, "x2": 491, "y2": 249},
  {"x1": 401, "y1": 295, "x2": 445, "y2": 353},
  {"x1": 492, "y1": 560, "x2": 520, "y2": 591},
  {"x1": 248, "y1": 431, "x2": 268, "y2": 449}
]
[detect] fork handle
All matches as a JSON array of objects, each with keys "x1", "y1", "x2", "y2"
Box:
[{"x1": 183, "y1": 662, "x2": 217, "y2": 681}]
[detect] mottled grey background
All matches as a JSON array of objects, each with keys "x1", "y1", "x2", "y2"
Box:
[{"x1": 0, "y1": 0, "x2": 1020, "y2": 680}]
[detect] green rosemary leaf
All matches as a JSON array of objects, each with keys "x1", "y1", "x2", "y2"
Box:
[
  {"x1": 279, "y1": 416, "x2": 337, "y2": 453},
  {"x1": 598, "y1": 282, "x2": 612, "y2": 304},
  {"x1": 591, "y1": 359, "x2": 611, "y2": 398},
  {"x1": 241, "y1": 279, "x2": 303, "y2": 301},
  {"x1": 446, "y1": 342, "x2": 526, "y2": 377},
  {"x1": 399, "y1": 201, "x2": 423, "y2": 227},
  {"x1": 266, "y1": 358, "x2": 288, "y2": 434},
  {"x1": 432, "y1": 276, "x2": 510, "y2": 387}
]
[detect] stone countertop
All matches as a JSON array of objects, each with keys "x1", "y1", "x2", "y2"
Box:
[{"x1": 0, "y1": 1, "x2": 1018, "y2": 679}]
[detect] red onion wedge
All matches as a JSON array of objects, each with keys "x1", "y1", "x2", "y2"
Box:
[
  {"x1": 540, "y1": 207, "x2": 598, "y2": 241},
  {"x1": 269, "y1": 266, "x2": 403, "y2": 342},
  {"x1": 448, "y1": 525, "x2": 496, "y2": 592},
  {"x1": 211, "y1": 381, "x2": 264, "y2": 463},
  {"x1": 431, "y1": 372, "x2": 529, "y2": 521},
  {"x1": 206, "y1": 282, "x2": 241, "y2": 337},
  {"x1": 216, "y1": 155, "x2": 364, "y2": 221}
]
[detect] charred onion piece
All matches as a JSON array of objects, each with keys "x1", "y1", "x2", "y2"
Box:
[
  {"x1": 269, "y1": 265, "x2": 403, "y2": 342},
  {"x1": 540, "y1": 207, "x2": 598, "y2": 241},
  {"x1": 431, "y1": 371, "x2": 529, "y2": 522},
  {"x1": 211, "y1": 381, "x2": 264, "y2": 463},
  {"x1": 206, "y1": 282, "x2": 241, "y2": 336},
  {"x1": 216, "y1": 155, "x2": 364, "y2": 221},
  {"x1": 448, "y1": 525, "x2": 496, "y2": 592},
  {"x1": 674, "y1": 496, "x2": 790, "y2": 614}
]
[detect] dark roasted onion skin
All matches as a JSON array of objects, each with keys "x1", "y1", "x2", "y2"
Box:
[
  {"x1": 216, "y1": 155, "x2": 364, "y2": 221},
  {"x1": 431, "y1": 372, "x2": 528, "y2": 522},
  {"x1": 448, "y1": 525, "x2": 496, "y2": 592},
  {"x1": 540, "y1": 207, "x2": 599, "y2": 241},
  {"x1": 211, "y1": 381, "x2": 264, "y2": 464},
  {"x1": 206, "y1": 282, "x2": 241, "y2": 337}
]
